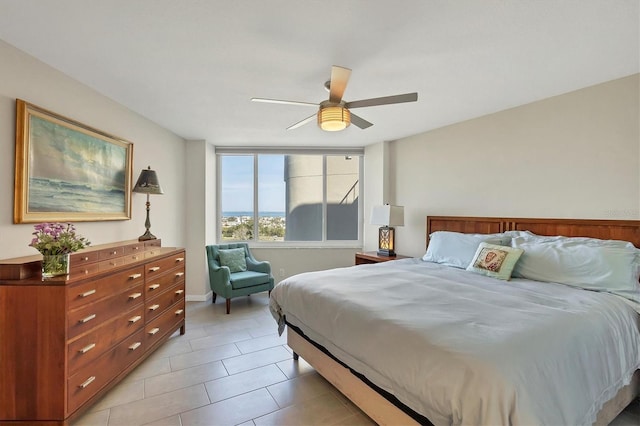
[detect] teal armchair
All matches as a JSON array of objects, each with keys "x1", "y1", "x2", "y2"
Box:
[{"x1": 205, "y1": 243, "x2": 274, "y2": 314}]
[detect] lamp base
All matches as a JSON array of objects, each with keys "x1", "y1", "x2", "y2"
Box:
[
  {"x1": 377, "y1": 226, "x2": 396, "y2": 258},
  {"x1": 138, "y1": 230, "x2": 157, "y2": 241}
]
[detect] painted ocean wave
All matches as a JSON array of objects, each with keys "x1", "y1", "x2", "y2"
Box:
[{"x1": 28, "y1": 177, "x2": 125, "y2": 213}]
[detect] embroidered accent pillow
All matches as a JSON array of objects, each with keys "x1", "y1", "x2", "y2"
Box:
[
  {"x1": 219, "y1": 248, "x2": 247, "y2": 273},
  {"x1": 466, "y1": 243, "x2": 524, "y2": 280}
]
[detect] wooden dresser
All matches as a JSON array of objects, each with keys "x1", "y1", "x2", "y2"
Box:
[{"x1": 0, "y1": 240, "x2": 186, "y2": 425}]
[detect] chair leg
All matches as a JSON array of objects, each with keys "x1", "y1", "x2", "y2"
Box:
[
  {"x1": 212, "y1": 292, "x2": 217, "y2": 303},
  {"x1": 226, "y1": 298, "x2": 231, "y2": 314},
  {"x1": 268, "y1": 290, "x2": 271, "y2": 297}
]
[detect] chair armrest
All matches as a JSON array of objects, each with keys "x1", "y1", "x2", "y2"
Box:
[
  {"x1": 209, "y1": 263, "x2": 231, "y2": 283},
  {"x1": 246, "y1": 257, "x2": 271, "y2": 275}
]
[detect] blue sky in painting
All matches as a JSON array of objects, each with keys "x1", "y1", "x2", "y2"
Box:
[{"x1": 29, "y1": 115, "x2": 127, "y2": 190}]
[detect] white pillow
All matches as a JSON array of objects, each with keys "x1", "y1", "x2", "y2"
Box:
[
  {"x1": 466, "y1": 242, "x2": 524, "y2": 280},
  {"x1": 423, "y1": 231, "x2": 509, "y2": 269},
  {"x1": 506, "y1": 230, "x2": 636, "y2": 248},
  {"x1": 511, "y1": 237, "x2": 640, "y2": 302}
]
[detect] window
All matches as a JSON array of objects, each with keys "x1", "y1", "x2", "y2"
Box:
[{"x1": 218, "y1": 150, "x2": 363, "y2": 245}]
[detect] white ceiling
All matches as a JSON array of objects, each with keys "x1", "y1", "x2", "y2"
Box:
[{"x1": 0, "y1": 1, "x2": 637, "y2": 147}]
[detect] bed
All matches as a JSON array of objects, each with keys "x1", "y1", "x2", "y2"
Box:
[{"x1": 269, "y1": 216, "x2": 640, "y2": 425}]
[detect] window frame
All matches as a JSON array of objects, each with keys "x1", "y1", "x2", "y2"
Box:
[{"x1": 216, "y1": 147, "x2": 364, "y2": 248}]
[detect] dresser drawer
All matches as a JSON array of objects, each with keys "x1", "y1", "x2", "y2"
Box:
[
  {"x1": 145, "y1": 266, "x2": 185, "y2": 297},
  {"x1": 67, "y1": 266, "x2": 145, "y2": 310},
  {"x1": 145, "y1": 252, "x2": 186, "y2": 281},
  {"x1": 144, "y1": 239, "x2": 162, "y2": 249},
  {"x1": 68, "y1": 282, "x2": 145, "y2": 339},
  {"x1": 145, "y1": 281, "x2": 185, "y2": 323},
  {"x1": 145, "y1": 299, "x2": 185, "y2": 349},
  {"x1": 98, "y1": 256, "x2": 125, "y2": 271},
  {"x1": 123, "y1": 252, "x2": 145, "y2": 265},
  {"x1": 98, "y1": 246, "x2": 125, "y2": 261},
  {"x1": 70, "y1": 262, "x2": 100, "y2": 277},
  {"x1": 124, "y1": 242, "x2": 145, "y2": 255},
  {"x1": 71, "y1": 250, "x2": 100, "y2": 267},
  {"x1": 67, "y1": 305, "x2": 145, "y2": 374},
  {"x1": 122, "y1": 243, "x2": 147, "y2": 265},
  {"x1": 67, "y1": 329, "x2": 145, "y2": 413},
  {"x1": 145, "y1": 248, "x2": 162, "y2": 258}
]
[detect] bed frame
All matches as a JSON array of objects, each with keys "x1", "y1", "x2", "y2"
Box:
[{"x1": 286, "y1": 216, "x2": 640, "y2": 426}]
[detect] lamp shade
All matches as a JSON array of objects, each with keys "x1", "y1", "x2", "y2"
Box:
[
  {"x1": 317, "y1": 105, "x2": 351, "y2": 131},
  {"x1": 133, "y1": 166, "x2": 164, "y2": 195},
  {"x1": 370, "y1": 205, "x2": 404, "y2": 227}
]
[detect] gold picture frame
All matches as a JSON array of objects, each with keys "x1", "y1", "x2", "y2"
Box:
[{"x1": 14, "y1": 99, "x2": 134, "y2": 223}]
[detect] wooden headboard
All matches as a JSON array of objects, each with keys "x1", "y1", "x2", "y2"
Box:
[{"x1": 426, "y1": 216, "x2": 640, "y2": 249}]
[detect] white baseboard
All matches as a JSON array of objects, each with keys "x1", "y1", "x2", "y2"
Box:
[{"x1": 185, "y1": 291, "x2": 213, "y2": 302}]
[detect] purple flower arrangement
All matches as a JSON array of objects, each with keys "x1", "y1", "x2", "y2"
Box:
[{"x1": 30, "y1": 222, "x2": 91, "y2": 256}]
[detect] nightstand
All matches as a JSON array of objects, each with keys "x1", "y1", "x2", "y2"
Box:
[{"x1": 355, "y1": 251, "x2": 410, "y2": 265}]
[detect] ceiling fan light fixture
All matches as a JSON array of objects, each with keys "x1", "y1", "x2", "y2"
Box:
[{"x1": 318, "y1": 105, "x2": 351, "y2": 131}]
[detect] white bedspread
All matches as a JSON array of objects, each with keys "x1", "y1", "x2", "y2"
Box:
[{"x1": 270, "y1": 259, "x2": 640, "y2": 426}]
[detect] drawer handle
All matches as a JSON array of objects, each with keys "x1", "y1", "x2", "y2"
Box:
[
  {"x1": 111, "y1": 251, "x2": 118, "y2": 255},
  {"x1": 149, "y1": 266, "x2": 160, "y2": 272},
  {"x1": 133, "y1": 246, "x2": 140, "y2": 250},
  {"x1": 175, "y1": 309, "x2": 184, "y2": 316},
  {"x1": 149, "y1": 304, "x2": 160, "y2": 311},
  {"x1": 129, "y1": 292, "x2": 142, "y2": 300},
  {"x1": 129, "y1": 315, "x2": 142, "y2": 323},
  {"x1": 175, "y1": 289, "x2": 184, "y2": 295},
  {"x1": 175, "y1": 272, "x2": 185, "y2": 278},
  {"x1": 148, "y1": 327, "x2": 160, "y2": 335},
  {"x1": 80, "y1": 289, "x2": 96, "y2": 298},
  {"x1": 149, "y1": 284, "x2": 160, "y2": 290},
  {"x1": 129, "y1": 273, "x2": 142, "y2": 279},
  {"x1": 129, "y1": 342, "x2": 142, "y2": 351},
  {"x1": 131, "y1": 255, "x2": 139, "y2": 260},
  {"x1": 79, "y1": 376, "x2": 96, "y2": 389},
  {"x1": 79, "y1": 343, "x2": 96, "y2": 354},
  {"x1": 82, "y1": 256, "x2": 90, "y2": 261},
  {"x1": 79, "y1": 314, "x2": 96, "y2": 324},
  {"x1": 176, "y1": 257, "x2": 185, "y2": 262}
]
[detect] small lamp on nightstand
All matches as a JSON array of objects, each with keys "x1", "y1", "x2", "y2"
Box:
[
  {"x1": 370, "y1": 204, "x2": 404, "y2": 257},
  {"x1": 133, "y1": 166, "x2": 164, "y2": 241}
]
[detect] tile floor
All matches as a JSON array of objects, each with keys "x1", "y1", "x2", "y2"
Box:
[
  {"x1": 73, "y1": 294, "x2": 374, "y2": 426},
  {"x1": 73, "y1": 293, "x2": 640, "y2": 426}
]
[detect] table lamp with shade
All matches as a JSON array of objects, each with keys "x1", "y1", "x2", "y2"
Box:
[
  {"x1": 132, "y1": 166, "x2": 164, "y2": 241},
  {"x1": 370, "y1": 204, "x2": 404, "y2": 256}
]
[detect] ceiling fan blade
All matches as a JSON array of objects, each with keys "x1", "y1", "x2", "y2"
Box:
[
  {"x1": 329, "y1": 66, "x2": 352, "y2": 103},
  {"x1": 287, "y1": 113, "x2": 316, "y2": 130},
  {"x1": 252, "y1": 98, "x2": 318, "y2": 107},
  {"x1": 350, "y1": 112, "x2": 373, "y2": 129},
  {"x1": 345, "y1": 92, "x2": 418, "y2": 109}
]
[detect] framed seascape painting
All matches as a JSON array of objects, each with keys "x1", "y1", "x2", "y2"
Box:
[{"x1": 14, "y1": 99, "x2": 133, "y2": 223}]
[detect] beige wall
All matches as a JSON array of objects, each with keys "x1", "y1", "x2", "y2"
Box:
[
  {"x1": 0, "y1": 40, "x2": 187, "y2": 260},
  {"x1": 252, "y1": 247, "x2": 358, "y2": 284},
  {"x1": 382, "y1": 74, "x2": 640, "y2": 258}
]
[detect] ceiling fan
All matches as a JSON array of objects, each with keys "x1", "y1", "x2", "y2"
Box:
[{"x1": 251, "y1": 65, "x2": 418, "y2": 132}]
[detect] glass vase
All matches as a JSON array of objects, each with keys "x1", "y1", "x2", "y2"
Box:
[{"x1": 41, "y1": 254, "x2": 70, "y2": 278}]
